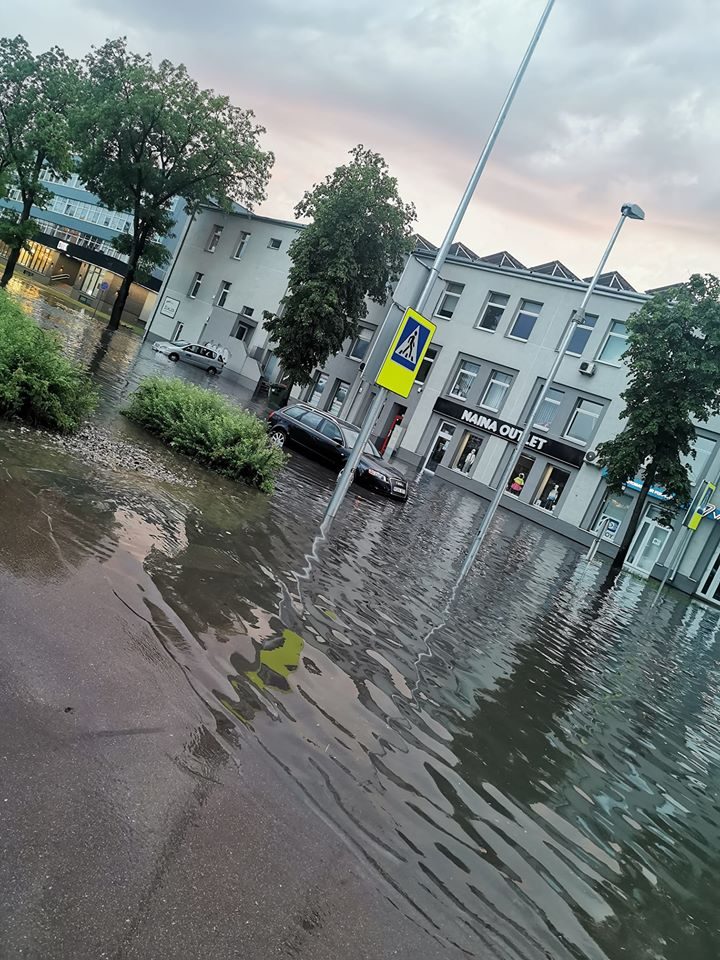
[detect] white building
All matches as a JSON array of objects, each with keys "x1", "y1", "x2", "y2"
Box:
[{"x1": 147, "y1": 204, "x2": 302, "y2": 388}]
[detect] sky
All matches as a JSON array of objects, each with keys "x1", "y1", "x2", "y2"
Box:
[{"x1": 3, "y1": 0, "x2": 718, "y2": 291}]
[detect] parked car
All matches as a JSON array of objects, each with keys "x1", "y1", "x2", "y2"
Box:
[
  {"x1": 267, "y1": 403, "x2": 409, "y2": 501},
  {"x1": 153, "y1": 340, "x2": 225, "y2": 375}
]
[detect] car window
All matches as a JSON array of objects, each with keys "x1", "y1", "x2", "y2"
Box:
[
  {"x1": 320, "y1": 419, "x2": 343, "y2": 443},
  {"x1": 184, "y1": 345, "x2": 199, "y2": 354},
  {"x1": 298, "y1": 410, "x2": 324, "y2": 431},
  {"x1": 343, "y1": 426, "x2": 380, "y2": 457},
  {"x1": 282, "y1": 405, "x2": 305, "y2": 420}
]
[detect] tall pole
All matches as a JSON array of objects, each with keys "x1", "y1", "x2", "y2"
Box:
[
  {"x1": 457, "y1": 205, "x2": 644, "y2": 581},
  {"x1": 321, "y1": 0, "x2": 557, "y2": 532}
]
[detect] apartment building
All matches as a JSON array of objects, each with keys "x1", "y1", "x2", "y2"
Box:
[
  {"x1": 146, "y1": 205, "x2": 303, "y2": 388},
  {"x1": 308, "y1": 245, "x2": 720, "y2": 598},
  {"x1": 0, "y1": 168, "x2": 186, "y2": 322}
]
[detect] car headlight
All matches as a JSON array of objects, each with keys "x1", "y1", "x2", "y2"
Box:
[{"x1": 367, "y1": 468, "x2": 388, "y2": 480}]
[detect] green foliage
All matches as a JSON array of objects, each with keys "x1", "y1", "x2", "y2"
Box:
[
  {"x1": 0, "y1": 289, "x2": 97, "y2": 431},
  {"x1": 0, "y1": 214, "x2": 38, "y2": 252},
  {"x1": 598, "y1": 274, "x2": 720, "y2": 526},
  {"x1": 75, "y1": 38, "x2": 274, "y2": 328},
  {"x1": 265, "y1": 145, "x2": 416, "y2": 385},
  {"x1": 111, "y1": 233, "x2": 171, "y2": 285},
  {"x1": 124, "y1": 377, "x2": 286, "y2": 492},
  {"x1": 0, "y1": 35, "x2": 78, "y2": 286}
]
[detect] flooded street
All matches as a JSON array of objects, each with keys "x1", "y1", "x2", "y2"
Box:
[{"x1": 2, "y1": 281, "x2": 720, "y2": 959}]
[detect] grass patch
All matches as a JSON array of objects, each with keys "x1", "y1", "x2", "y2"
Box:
[
  {"x1": 0, "y1": 288, "x2": 97, "y2": 432},
  {"x1": 123, "y1": 376, "x2": 286, "y2": 492}
]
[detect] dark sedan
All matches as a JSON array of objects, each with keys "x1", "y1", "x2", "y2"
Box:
[{"x1": 267, "y1": 403, "x2": 409, "y2": 501}]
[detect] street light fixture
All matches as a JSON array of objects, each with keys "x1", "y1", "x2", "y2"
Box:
[{"x1": 456, "y1": 202, "x2": 646, "y2": 581}]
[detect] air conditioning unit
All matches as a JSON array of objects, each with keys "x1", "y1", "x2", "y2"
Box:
[
  {"x1": 579, "y1": 361, "x2": 596, "y2": 376},
  {"x1": 584, "y1": 449, "x2": 600, "y2": 465}
]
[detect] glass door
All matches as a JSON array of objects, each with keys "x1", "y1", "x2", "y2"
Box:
[
  {"x1": 626, "y1": 505, "x2": 671, "y2": 575},
  {"x1": 423, "y1": 422, "x2": 455, "y2": 473},
  {"x1": 697, "y1": 542, "x2": 720, "y2": 603}
]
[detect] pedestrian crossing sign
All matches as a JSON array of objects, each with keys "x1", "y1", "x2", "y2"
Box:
[{"x1": 375, "y1": 307, "x2": 436, "y2": 398}]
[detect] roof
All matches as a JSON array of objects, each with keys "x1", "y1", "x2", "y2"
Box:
[
  {"x1": 478, "y1": 250, "x2": 527, "y2": 270},
  {"x1": 448, "y1": 241, "x2": 481, "y2": 260},
  {"x1": 584, "y1": 271, "x2": 637, "y2": 293},
  {"x1": 529, "y1": 260, "x2": 580, "y2": 282}
]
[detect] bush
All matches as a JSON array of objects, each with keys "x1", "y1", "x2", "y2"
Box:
[
  {"x1": 124, "y1": 376, "x2": 286, "y2": 492},
  {"x1": 0, "y1": 289, "x2": 97, "y2": 431}
]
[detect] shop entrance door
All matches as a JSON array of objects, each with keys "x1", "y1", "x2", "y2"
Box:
[
  {"x1": 697, "y1": 542, "x2": 720, "y2": 604},
  {"x1": 423, "y1": 422, "x2": 456, "y2": 473},
  {"x1": 626, "y1": 505, "x2": 672, "y2": 576}
]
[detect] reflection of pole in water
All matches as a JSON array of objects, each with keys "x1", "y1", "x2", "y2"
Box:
[{"x1": 86, "y1": 328, "x2": 115, "y2": 377}]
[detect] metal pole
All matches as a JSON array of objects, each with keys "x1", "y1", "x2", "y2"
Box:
[
  {"x1": 322, "y1": 0, "x2": 556, "y2": 530},
  {"x1": 458, "y1": 209, "x2": 636, "y2": 581}
]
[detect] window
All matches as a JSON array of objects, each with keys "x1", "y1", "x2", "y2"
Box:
[
  {"x1": 593, "y1": 492, "x2": 633, "y2": 542},
  {"x1": 320, "y1": 419, "x2": 344, "y2": 443},
  {"x1": 307, "y1": 372, "x2": 328, "y2": 406},
  {"x1": 508, "y1": 299, "x2": 542, "y2": 341},
  {"x1": 206, "y1": 224, "x2": 223, "y2": 253},
  {"x1": 188, "y1": 272, "x2": 204, "y2": 298},
  {"x1": 171, "y1": 321, "x2": 184, "y2": 341},
  {"x1": 283, "y1": 405, "x2": 306, "y2": 420},
  {"x1": 216, "y1": 280, "x2": 232, "y2": 308},
  {"x1": 454, "y1": 434, "x2": 483, "y2": 474},
  {"x1": 233, "y1": 230, "x2": 250, "y2": 259},
  {"x1": 268, "y1": 237, "x2": 282, "y2": 250},
  {"x1": 241, "y1": 305, "x2": 254, "y2": 318},
  {"x1": 416, "y1": 346, "x2": 437, "y2": 386},
  {"x1": 477, "y1": 291, "x2": 510, "y2": 332},
  {"x1": 685, "y1": 435, "x2": 716, "y2": 485},
  {"x1": 533, "y1": 387, "x2": 564, "y2": 431},
  {"x1": 449, "y1": 360, "x2": 481, "y2": 401},
  {"x1": 480, "y1": 370, "x2": 512, "y2": 411},
  {"x1": 507, "y1": 454, "x2": 535, "y2": 496},
  {"x1": 348, "y1": 328, "x2": 373, "y2": 361},
  {"x1": 327, "y1": 380, "x2": 350, "y2": 416},
  {"x1": 299, "y1": 409, "x2": 324, "y2": 431},
  {"x1": 564, "y1": 398, "x2": 603, "y2": 444},
  {"x1": 232, "y1": 322, "x2": 251, "y2": 342},
  {"x1": 598, "y1": 320, "x2": 628, "y2": 364},
  {"x1": 533, "y1": 466, "x2": 571, "y2": 511},
  {"x1": 435, "y1": 281, "x2": 464, "y2": 319},
  {"x1": 563, "y1": 311, "x2": 598, "y2": 356}
]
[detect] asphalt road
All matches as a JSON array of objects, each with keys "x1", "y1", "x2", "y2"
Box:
[{"x1": 0, "y1": 550, "x2": 458, "y2": 960}]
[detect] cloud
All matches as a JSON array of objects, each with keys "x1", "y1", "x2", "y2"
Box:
[{"x1": 3, "y1": 0, "x2": 719, "y2": 289}]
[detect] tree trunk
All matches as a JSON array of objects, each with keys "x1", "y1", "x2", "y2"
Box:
[
  {"x1": 0, "y1": 192, "x2": 34, "y2": 288},
  {"x1": 609, "y1": 470, "x2": 656, "y2": 574},
  {"x1": 108, "y1": 221, "x2": 148, "y2": 331}
]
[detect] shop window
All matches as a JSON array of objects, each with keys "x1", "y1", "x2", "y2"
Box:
[
  {"x1": 593, "y1": 492, "x2": 633, "y2": 542},
  {"x1": 424, "y1": 422, "x2": 455, "y2": 473},
  {"x1": 435, "y1": 281, "x2": 464, "y2": 320},
  {"x1": 453, "y1": 434, "x2": 483, "y2": 474},
  {"x1": 307, "y1": 372, "x2": 328, "y2": 406},
  {"x1": 597, "y1": 320, "x2": 628, "y2": 365},
  {"x1": 508, "y1": 299, "x2": 542, "y2": 341},
  {"x1": 564, "y1": 398, "x2": 603, "y2": 445},
  {"x1": 507, "y1": 454, "x2": 535, "y2": 496},
  {"x1": 348, "y1": 328, "x2": 373, "y2": 361},
  {"x1": 477, "y1": 291, "x2": 509, "y2": 332},
  {"x1": 449, "y1": 359, "x2": 481, "y2": 400},
  {"x1": 327, "y1": 379, "x2": 350, "y2": 416},
  {"x1": 533, "y1": 388, "x2": 564, "y2": 431},
  {"x1": 480, "y1": 370, "x2": 512, "y2": 411},
  {"x1": 533, "y1": 466, "x2": 571, "y2": 512}
]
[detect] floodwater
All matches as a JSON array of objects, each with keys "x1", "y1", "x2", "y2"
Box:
[{"x1": 3, "y1": 280, "x2": 720, "y2": 959}]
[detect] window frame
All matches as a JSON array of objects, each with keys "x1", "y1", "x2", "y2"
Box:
[
  {"x1": 434, "y1": 281, "x2": 465, "y2": 320},
  {"x1": 233, "y1": 230, "x2": 251, "y2": 260},
  {"x1": 449, "y1": 359, "x2": 482, "y2": 401},
  {"x1": 206, "y1": 224, "x2": 224, "y2": 253},
  {"x1": 597, "y1": 320, "x2": 629, "y2": 366},
  {"x1": 326, "y1": 380, "x2": 350, "y2": 416},
  {"x1": 415, "y1": 346, "x2": 437, "y2": 386},
  {"x1": 561, "y1": 311, "x2": 598, "y2": 356},
  {"x1": 268, "y1": 237, "x2": 282, "y2": 250},
  {"x1": 216, "y1": 280, "x2": 232, "y2": 308},
  {"x1": 563, "y1": 397, "x2": 604, "y2": 445},
  {"x1": 348, "y1": 327, "x2": 373, "y2": 362},
  {"x1": 479, "y1": 369, "x2": 513, "y2": 412},
  {"x1": 476, "y1": 291, "x2": 510, "y2": 333},
  {"x1": 188, "y1": 271, "x2": 204, "y2": 299},
  {"x1": 533, "y1": 387, "x2": 564, "y2": 432},
  {"x1": 507, "y1": 299, "x2": 543, "y2": 342},
  {"x1": 240, "y1": 305, "x2": 254, "y2": 318}
]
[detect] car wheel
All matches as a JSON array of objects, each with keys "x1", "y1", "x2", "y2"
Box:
[
  {"x1": 207, "y1": 366, "x2": 218, "y2": 376},
  {"x1": 268, "y1": 428, "x2": 287, "y2": 449},
  {"x1": 168, "y1": 352, "x2": 179, "y2": 362}
]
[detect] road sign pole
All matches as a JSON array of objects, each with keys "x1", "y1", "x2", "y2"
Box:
[{"x1": 321, "y1": 0, "x2": 556, "y2": 530}]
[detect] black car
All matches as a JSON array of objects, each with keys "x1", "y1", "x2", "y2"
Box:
[{"x1": 267, "y1": 403, "x2": 409, "y2": 501}]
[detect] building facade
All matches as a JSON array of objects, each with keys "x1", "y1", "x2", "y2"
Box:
[
  {"x1": 307, "y1": 246, "x2": 720, "y2": 599},
  {"x1": 0, "y1": 169, "x2": 186, "y2": 322},
  {"x1": 146, "y1": 205, "x2": 303, "y2": 388}
]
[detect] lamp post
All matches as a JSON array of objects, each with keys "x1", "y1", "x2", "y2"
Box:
[
  {"x1": 321, "y1": 0, "x2": 557, "y2": 533},
  {"x1": 457, "y1": 202, "x2": 645, "y2": 581}
]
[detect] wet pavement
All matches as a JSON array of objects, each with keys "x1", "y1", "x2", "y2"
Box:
[{"x1": 1, "y1": 280, "x2": 720, "y2": 959}]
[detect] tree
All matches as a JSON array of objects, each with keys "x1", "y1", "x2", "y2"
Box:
[
  {"x1": 598, "y1": 274, "x2": 720, "y2": 570},
  {"x1": 264, "y1": 145, "x2": 416, "y2": 386},
  {"x1": 0, "y1": 36, "x2": 77, "y2": 287},
  {"x1": 76, "y1": 38, "x2": 273, "y2": 330}
]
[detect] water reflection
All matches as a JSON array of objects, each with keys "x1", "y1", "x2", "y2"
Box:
[{"x1": 2, "y1": 282, "x2": 720, "y2": 958}]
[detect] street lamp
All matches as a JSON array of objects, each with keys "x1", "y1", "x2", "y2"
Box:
[{"x1": 457, "y1": 201, "x2": 645, "y2": 581}]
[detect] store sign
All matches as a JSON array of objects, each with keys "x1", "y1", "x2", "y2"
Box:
[
  {"x1": 160, "y1": 296, "x2": 180, "y2": 319},
  {"x1": 433, "y1": 397, "x2": 585, "y2": 467}
]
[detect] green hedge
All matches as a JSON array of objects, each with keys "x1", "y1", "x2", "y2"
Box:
[
  {"x1": 124, "y1": 376, "x2": 286, "y2": 492},
  {"x1": 0, "y1": 289, "x2": 97, "y2": 431}
]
